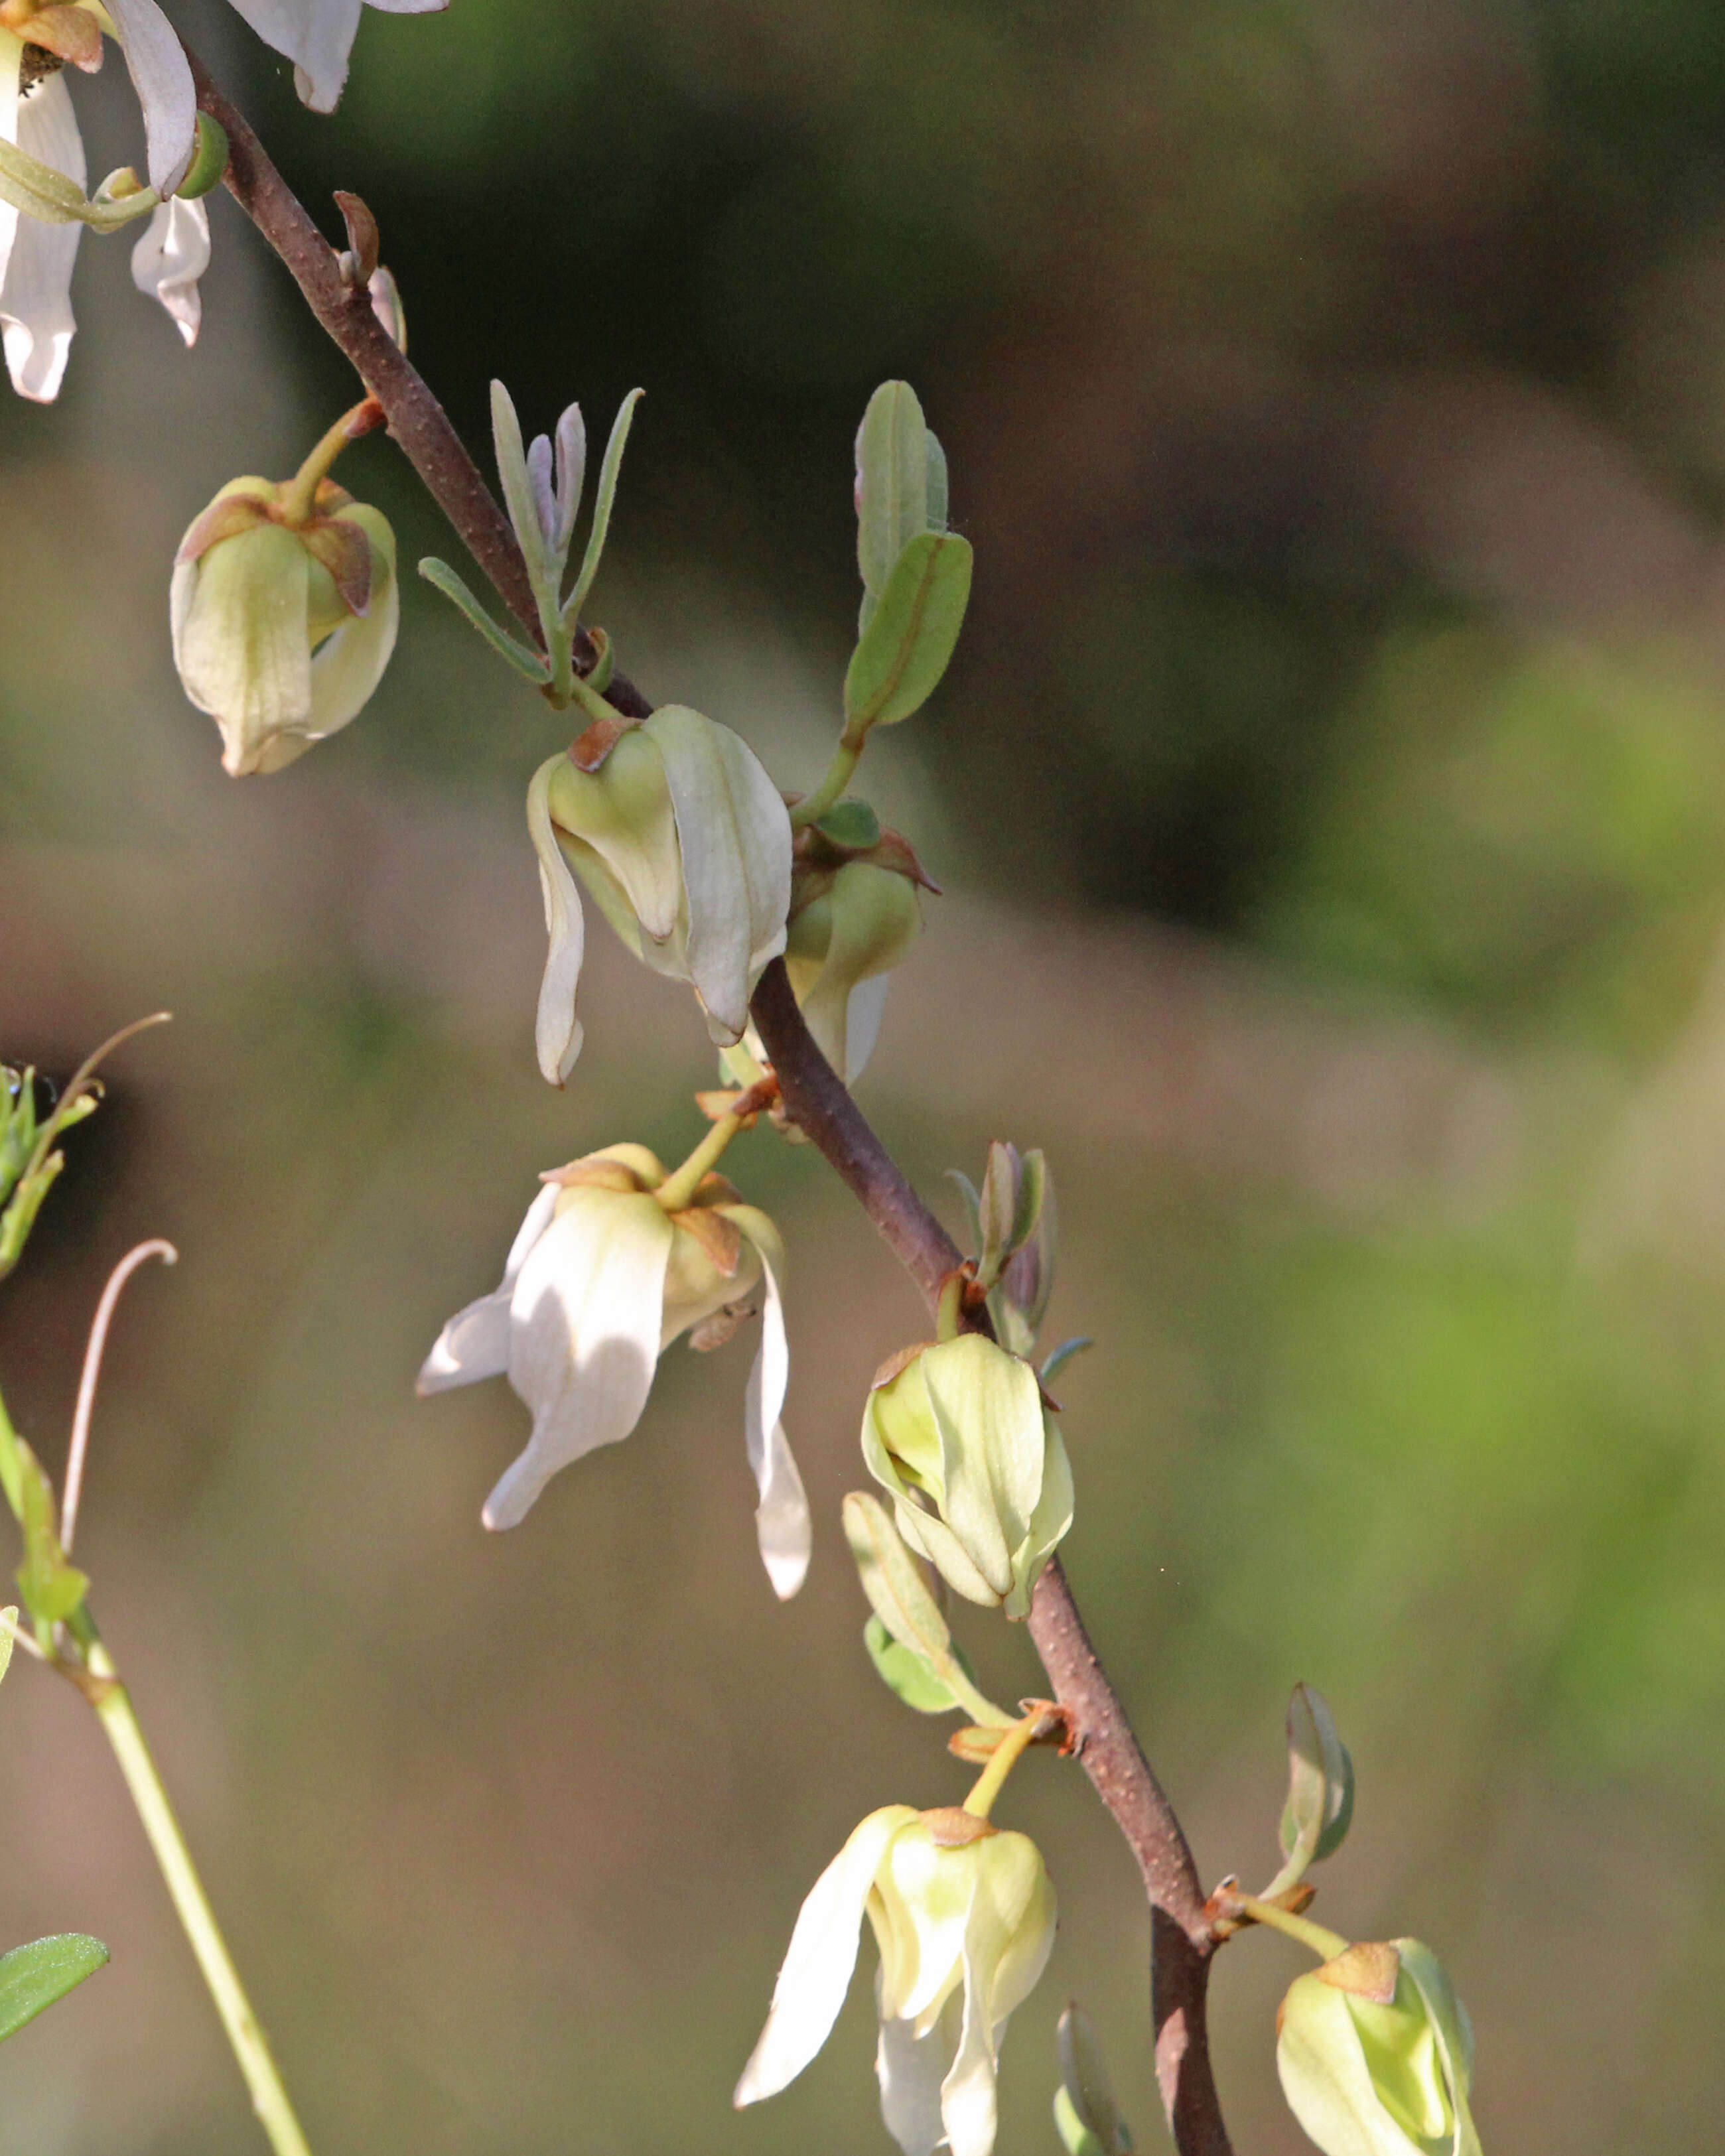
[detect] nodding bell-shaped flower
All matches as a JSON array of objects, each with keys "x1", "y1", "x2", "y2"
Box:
[
  {"x1": 528, "y1": 710, "x2": 792, "y2": 1084},
  {"x1": 170, "y1": 475, "x2": 399, "y2": 776},
  {"x1": 221, "y1": 0, "x2": 446, "y2": 116},
  {"x1": 785, "y1": 809, "x2": 933, "y2": 1084},
  {"x1": 736, "y1": 1803, "x2": 1056, "y2": 2156},
  {"x1": 862, "y1": 1333, "x2": 1072, "y2": 1618},
  {"x1": 1277, "y1": 1939, "x2": 1482, "y2": 2156},
  {"x1": 416, "y1": 1144, "x2": 810, "y2": 1598}
]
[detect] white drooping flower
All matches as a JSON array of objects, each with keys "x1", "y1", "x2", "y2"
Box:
[
  {"x1": 0, "y1": 9, "x2": 208, "y2": 401},
  {"x1": 529, "y1": 710, "x2": 793, "y2": 1084},
  {"x1": 221, "y1": 0, "x2": 445, "y2": 115},
  {"x1": 735, "y1": 1803, "x2": 1057, "y2": 2156},
  {"x1": 417, "y1": 1145, "x2": 810, "y2": 1599},
  {"x1": 170, "y1": 476, "x2": 399, "y2": 776}
]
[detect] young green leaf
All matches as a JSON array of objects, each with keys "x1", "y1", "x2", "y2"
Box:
[
  {"x1": 855, "y1": 379, "x2": 933, "y2": 610},
  {"x1": 0, "y1": 1934, "x2": 109, "y2": 2044},
  {"x1": 418, "y1": 559, "x2": 553, "y2": 685},
  {"x1": 1056, "y1": 2003, "x2": 1134, "y2": 2155},
  {"x1": 864, "y1": 1613, "x2": 969, "y2": 1714},
  {"x1": 1264, "y1": 1682, "x2": 1355, "y2": 1899},
  {"x1": 842, "y1": 1491, "x2": 1013, "y2": 1727},
  {"x1": 15, "y1": 1442, "x2": 88, "y2": 1632},
  {"x1": 843, "y1": 531, "x2": 973, "y2": 732},
  {"x1": 563, "y1": 389, "x2": 644, "y2": 627},
  {"x1": 0, "y1": 1606, "x2": 15, "y2": 1690}
]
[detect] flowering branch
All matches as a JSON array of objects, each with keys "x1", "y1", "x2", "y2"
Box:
[
  {"x1": 751, "y1": 959, "x2": 1232, "y2": 2156},
  {"x1": 186, "y1": 58, "x2": 1232, "y2": 2156},
  {"x1": 184, "y1": 55, "x2": 650, "y2": 719}
]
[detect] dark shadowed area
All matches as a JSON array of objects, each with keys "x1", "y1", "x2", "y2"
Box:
[{"x1": 5, "y1": 1, "x2": 1725, "y2": 2150}]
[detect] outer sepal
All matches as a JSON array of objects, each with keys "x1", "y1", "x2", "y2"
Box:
[{"x1": 1277, "y1": 1940, "x2": 1481, "y2": 2156}]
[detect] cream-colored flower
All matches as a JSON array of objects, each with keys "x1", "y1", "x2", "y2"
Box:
[
  {"x1": 529, "y1": 711, "x2": 792, "y2": 1083},
  {"x1": 736, "y1": 1803, "x2": 1057, "y2": 2156},
  {"x1": 169, "y1": 476, "x2": 398, "y2": 776},
  {"x1": 1277, "y1": 1938, "x2": 1481, "y2": 2156},
  {"x1": 0, "y1": 10, "x2": 206, "y2": 400},
  {"x1": 862, "y1": 1333, "x2": 1073, "y2": 1617},
  {"x1": 417, "y1": 1146, "x2": 809, "y2": 1597}
]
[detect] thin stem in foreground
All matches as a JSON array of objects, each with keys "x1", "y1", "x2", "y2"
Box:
[{"x1": 72, "y1": 1615, "x2": 315, "y2": 2156}]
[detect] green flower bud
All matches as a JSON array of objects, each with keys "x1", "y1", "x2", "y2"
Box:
[
  {"x1": 1276, "y1": 1939, "x2": 1480, "y2": 2156},
  {"x1": 170, "y1": 476, "x2": 399, "y2": 777},
  {"x1": 862, "y1": 1333, "x2": 1073, "y2": 1616},
  {"x1": 786, "y1": 858, "x2": 922, "y2": 1083}
]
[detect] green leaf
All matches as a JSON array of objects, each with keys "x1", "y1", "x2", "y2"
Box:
[
  {"x1": 418, "y1": 559, "x2": 551, "y2": 685},
  {"x1": 563, "y1": 389, "x2": 644, "y2": 628},
  {"x1": 945, "y1": 1169, "x2": 983, "y2": 1254},
  {"x1": 0, "y1": 1606, "x2": 16, "y2": 1690},
  {"x1": 864, "y1": 1614, "x2": 964, "y2": 1714},
  {"x1": 842, "y1": 1491, "x2": 1014, "y2": 1727},
  {"x1": 15, "y1": 1443, "x2": 88, "y2": 1632},
  {"x1": 0, "y1": 1935, "x2": 108, "y2": 2044},
  {"x1": 843, "y1": 531, "x2": 973, "y2": 732},
  {"x1": 855, "y1": 380, "x2": 933, "y2": 608},
  {"x1": 1056, "y1": 2004, "x2": 1134, "y2": 2155},
  {"x1": 924, "y1": 431, "x2": 949, "y2": 533},
  {"x1": 1265, "y1": 1684, "x2": 1355, "y2": 1899}
]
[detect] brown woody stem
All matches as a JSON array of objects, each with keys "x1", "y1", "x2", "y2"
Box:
[
  {"x1": 750, "y1": 961, "x2": 1232, "y2": 2155},
  {"x1": 186, "y1": 54, "x2": 650, "y2": 720},
  {"x1": 192, "y1": 61, "x2": 1230, "y2": 2156}
]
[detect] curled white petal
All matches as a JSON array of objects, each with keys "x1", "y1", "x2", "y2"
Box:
[
  {"x1": 484, "y1": 1191, "x2": 673, "y2": 1530},
  {"x1": 739, "y1": 1223, "x2": 809, "y2": 1599},
  {"x1": 842, "y1": 972, "x2": 891, "y2": 1083},
  {"x1": 648, "y1": 707, "x2": 792, "y2": 1044},
  {"x1": 527, "y1": 755, "x2": 586, "y2": 1086},
  {"x1": 1, "y1": 71, "x2": 83, "y2": 403},
  {"x1": 877, "y1": 1997, "x2": 953, "y2": 2156},
  {"x1": 105, "y1": 0, "x2": 197, "y2": 196},
  {"x1": 131, "y1": 194, "x2": 210, "y2": 347},
  {"x1": 735, "y1": 1808, "x2": 917, "y2": 2108},
  {"x1": 416, "y1": 1184, "x2": 556, "y2": 1396}
]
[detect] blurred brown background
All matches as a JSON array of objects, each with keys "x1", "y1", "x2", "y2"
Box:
[{"x1": 4, "y1": 0, "x2": 1725, "y2": 2147}]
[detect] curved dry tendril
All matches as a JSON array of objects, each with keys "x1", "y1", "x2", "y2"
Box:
[{"x1": 62, "y1": 1239, "x2": 178, "y2": 1554}]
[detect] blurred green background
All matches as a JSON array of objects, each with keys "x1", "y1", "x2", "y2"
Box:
[{"x1": 4, "y1": 0, "x2": 1725, "y2": 2147}]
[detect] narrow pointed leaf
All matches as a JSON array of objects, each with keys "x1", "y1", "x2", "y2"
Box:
[
  {"x1": 945, "y1": 1168, "x2": 983, "y2": 1254},
  {"x1": 489, "y1": 379, "x2": 550, "y2": 606},
  {"x1": 418, "y1": 559, "x2": 551, "y2": 685},
  {"x1": 843, "y1": 531, "x2": 973, "y2": 732},
  {"x1": 563, "y1": 389, "x2": 643, "y2": 625},
  {"x1": 0, "y1": 1605, "x2": 15, "y2": 1689},
  {"x1": 0, "y1": 1935, "x2": 108, "y2": 2043},
  {"x1": 976, "y1": 1141, "x2": 1019, "y2": 1287}
]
